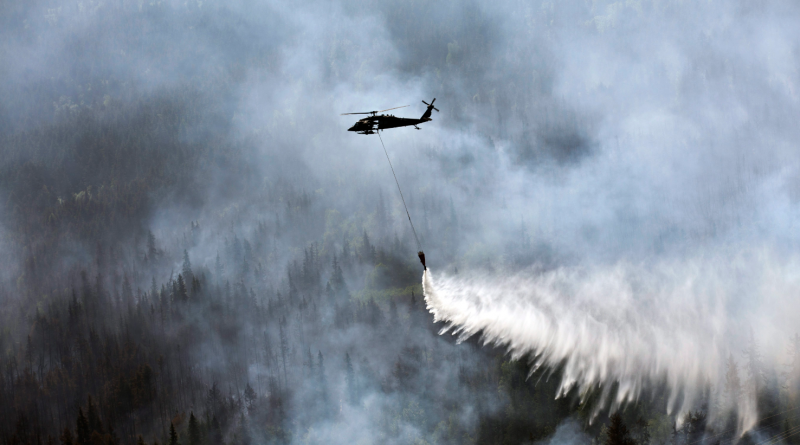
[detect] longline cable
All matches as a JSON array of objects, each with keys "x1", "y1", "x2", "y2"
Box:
[
  {"x1": 758, "y1": 424, "x2": 800, "y2": 445},
  {"x1": 377, "y1": 130, "x2": 422, "y2": 252}
]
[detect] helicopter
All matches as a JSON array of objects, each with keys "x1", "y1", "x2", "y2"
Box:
[{"x1": 342, "y1": 99, "x2": 439, "y2": 135}]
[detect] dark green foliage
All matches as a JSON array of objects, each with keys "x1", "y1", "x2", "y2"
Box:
[
  {"x1": 188, "y1": 413, "x2": 200, "y2": 445},
  {"x1": 168, "y1": 423, "x2": 177, "y2": 445},
  {"x1": 605, "y1": 413, "x2": 636, "y2": 445}
]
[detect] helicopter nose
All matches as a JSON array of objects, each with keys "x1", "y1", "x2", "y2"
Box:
[{"x1": 348, "y1": 125, "x2": 357, "y2": 131}]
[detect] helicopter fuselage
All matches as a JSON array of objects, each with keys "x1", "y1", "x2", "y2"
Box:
[
  {"x1": 344, "y1": 98, "x2": 438, "y2": 135},
  {"x1": 348, "y1": 115, "x2": 432, "y2": 135}
]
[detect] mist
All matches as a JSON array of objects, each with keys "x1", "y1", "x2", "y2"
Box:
[{"x1": 2, "y1": 0, "x2": 800, "y2": 444}]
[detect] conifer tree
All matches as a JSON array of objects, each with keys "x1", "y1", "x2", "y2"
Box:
[
  {"x1": 150, "y1": 277, "x2": 158, "y2": 300},
  {"x1": 723, "y1": 354, "x2": 742, "y2": 417},
  {"x1": 168, "y1": 422, "x2": 177, "y2": 445},
  {"x1": 188, "y1": 412, "x2": 200, "y2": 445},
  {"x1": 215, "y1": 252, "x2": 224, "y2": 285},
  {"x1": 318, "y1": 351, "x2": 329, "y2": 415},
  {"x1": 360, "y1": 231, "x2": 373, "y2": 264},
  {"x1": 318, "y1": 351, "x2": 326, "y2": 384},
  {"x1": 341, "y1": 236, "x2": 351, "y2": 266},
  {"x1": 390, "y1": 299, "x2": 399, "y2": 327},
  {"x1": 279, "y1": 317, "x2": 289, "y2": 388},
  {"x1": 122, "y1": 274, "x2": 134, "y2": 309},
  {"x1": 147, "y1": 230, "x2": 158, "y2": 261},
  {"x1": 182, "y1": 250, "x2": 193, "y2": 285},
  {"x1": 744, "y1": 330, "x2": 764, "y2": 394},
  {"x1": 244, "y1": 383, "x2": 257, "y2": 410},
  {"x1": 76, "y1": 409, "x2": 89, "y2": 445},
  {"x1": 330, "y1": 254, "x2": 349, "y2": 299},
  {"x1": 305, "y1": 347, "x2": 315, "y2": 378},
  {"x1": 86, "y1": 396, "x2": 103, "y2": 435},
  {"x1": 605, "y1": 413, "x2": 635, "y2": 445},
  {"x1": 345, "y1": 352, "x2": 357, "y2": 404},
  {"x1": 208, "y1": 416, "x2": 222, "y2": 445},
  {"x1": 60, "y1": 427, "x2": 74, "y2": 445},
  {"x1": 176, "y1": 274, "x2": 189, "y2": 303}
]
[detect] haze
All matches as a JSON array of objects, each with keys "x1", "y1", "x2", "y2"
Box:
[{"x1": 2, "y1": 1, "x2": 800, "y2": 444}]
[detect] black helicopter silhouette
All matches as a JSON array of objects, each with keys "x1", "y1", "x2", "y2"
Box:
[{"x1": 342, "y1": 99, "x2": 439, "y2": 135}]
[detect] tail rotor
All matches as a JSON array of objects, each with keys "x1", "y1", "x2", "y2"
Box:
[{"x1": 422, "y1": 98, "x2": 439, "y2": 112}]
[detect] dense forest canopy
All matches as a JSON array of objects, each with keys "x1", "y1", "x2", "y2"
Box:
[{"x1": 2, "y1": 0, "x2": 800, "y2": 444}]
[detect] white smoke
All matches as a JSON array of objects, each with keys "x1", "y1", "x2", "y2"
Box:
[{"x1": 422, "y1": 249, "x2": 800, "y2": 432}]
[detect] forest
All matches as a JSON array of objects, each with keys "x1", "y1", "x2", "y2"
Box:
[{"x1": 2, "y1": 0, "x2": 800, "y2": 444}]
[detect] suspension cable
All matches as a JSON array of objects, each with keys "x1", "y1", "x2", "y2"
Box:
[{"x1": 377, "y1": 130, "x2": 422, "y2": 252}]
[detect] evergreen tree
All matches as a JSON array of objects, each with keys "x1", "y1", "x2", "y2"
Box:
[
  {"x1": 305, "y1": 347, "x2": 315, "y2": 378},
  {"x1": 744, "y1": 330, "x2": 764, "y2": 395},
  {"x1": 360, "y1": 231, "x2": 373, "y2": 264},
  {"x1": 683, "y1": 411, "x2": 707, "y2": 445},
  {"x1": 86, "y1": 396, "x2": 103, "y2": 435},
  {"x1": 390, "y1": 299, "x2": 399, "y2": 327},
  {"x1": 605, "y1": 413, "x2": 635, "y2": 445},
  {"x1": 318, "y1": 351, "x2": 326, "y2": 384},
  {"x1": 168, "y1": 422, "x2": 177, "y2": 445},
  {"x1": 330, "y1": 254, "x2": 349, "y2": 299},
  {"x1": 341, "y1": 236, "x2": 352, "y2": 266},
  {"x1": 243, "y1": 240, "x2": 252, "y2": 278},
  {"x1": 236, "y1": 413, "x2": 251, "y2": 445},
  {"x1": 122, "y1": 272, "x2": 134, "y2": 302},
  {"x1": 263, "y1": 331, "x2": 275, "y2": 375},
  {"x1": 182, "y1": 250, "x2": 193, "y2": 284},
  {"x1": 176, "y1": 274, "x2": 189, "y2": 303},
  {"x1": 725, "y1": 353, "x2": 742, "y2": 402},
  {"x1": 279, "y1": 317, "x2": 289, "y2": 388},
  {"x1": 150, "y1": 277, "x2": 158, "y2": 300},
  {"x1": 76, "y1": 409, "x2": 89, "y2": 445},
  {"x1": 60, "y1": 427, "x2": 74, "y2": 445},
  {"x1": 345, "y1": 352, "x2": 357, "y2": 404},
  {"x1": 208, "y1": 416, "x2": 222, "y2": 445},
  {"x1": 215, "y1": 252, "x2": 224, "y2": 285},
  {"x1": 147, "y1": 230, "x2": 158, "y2": 260},
  {"x1": 318, "y1": 351, "x2": 329, "y2": 415},
  {"x1": 188, "y1": 412, "x2": 200, "y2": 445},
  {"x1": 244, "y1": 383, "x2": 257, "y2": 410}
]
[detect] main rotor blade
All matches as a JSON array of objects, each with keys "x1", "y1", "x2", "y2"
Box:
[
  {"x1": 341, "y1": 112, "x2": 376, "y2": 115},
  {"x1": 377, "y1": 105, "x2": 409, "y2": 113}
]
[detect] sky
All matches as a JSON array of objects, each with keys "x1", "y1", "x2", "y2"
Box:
[{"x1": 2, "y1": 0, "x2": 800, "y2": 438}]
